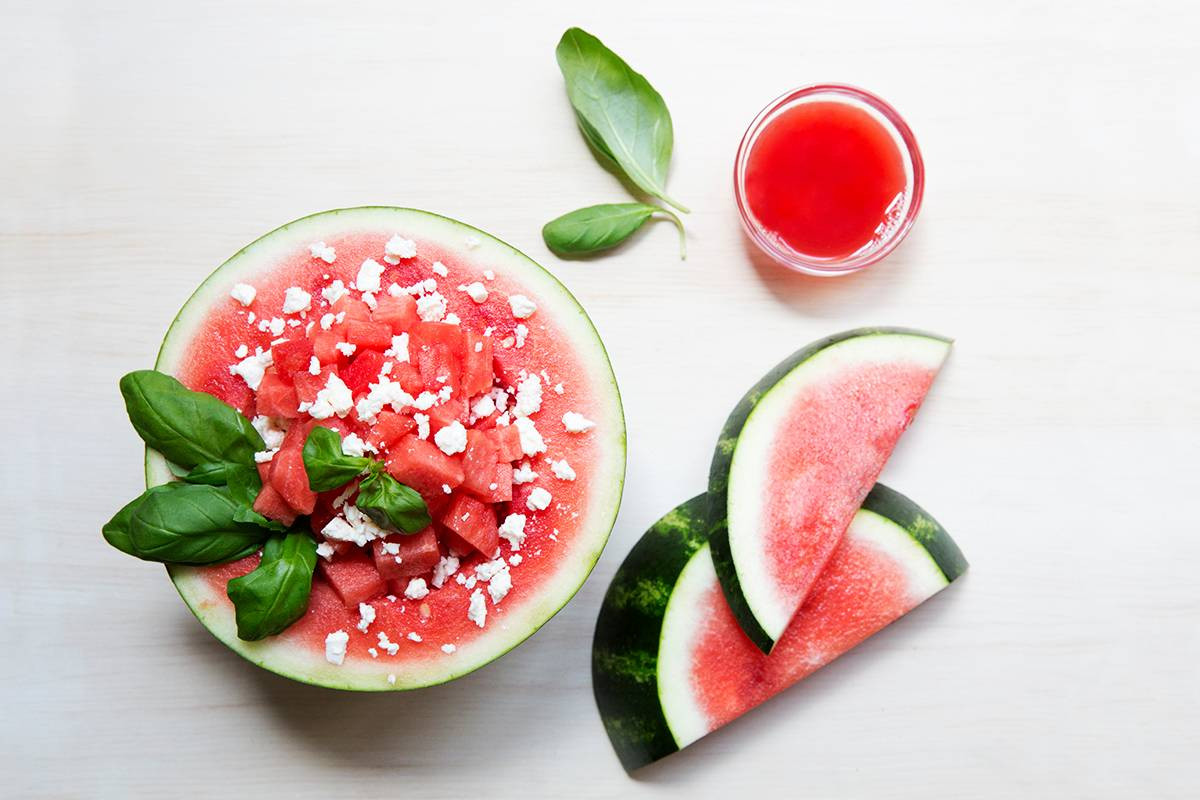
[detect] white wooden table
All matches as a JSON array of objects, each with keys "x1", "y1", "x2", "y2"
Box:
[{"x1": 3, "y1": 1, "x2": 1197, "y2": 796}]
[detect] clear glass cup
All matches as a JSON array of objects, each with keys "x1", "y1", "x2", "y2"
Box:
[{"x1": 733, "y1": 84, "x2": 925, "y2": 276}]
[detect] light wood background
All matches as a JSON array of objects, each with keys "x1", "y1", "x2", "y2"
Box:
[{"x1": 3, "y1": 1, "x2": 1197, "y2": 797}]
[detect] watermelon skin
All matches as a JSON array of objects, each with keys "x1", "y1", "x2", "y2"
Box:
[
  {"x1": 144, "y1": 207, "x2": 626, "y2": 691},
  {"x1": 592, "y1": 485, "x2": 966, "y2": 772},
  {"x1": 707, "y1": 328, "x2": 951, "y2": 653}
]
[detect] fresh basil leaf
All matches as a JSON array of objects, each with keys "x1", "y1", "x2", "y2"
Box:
[
  {"x1": 356, "y1": 471, "x2": 430, "y2": 534},
  {"x1": 302, "y1": 426, "x2": 370, "y2": 492},
  {"x1": 232, "y1": 505, "x2": 288, "y2": 533},
  {"x1": 543, "y1": 202, "x2": 685, "y2": 258},
  {"x1": 120, "y1": 370, "x2": 264, "y2": 470},
  {"x1": 226, "y1": 531, "x2": 317, "y2": 641},
  {"x1": 182, "y1": 462, "x2": 232, "y2": 486},
  {"x1": 126, "y1": 483, "x2": 270, "y2": 564},
  {"x1": 102, "y1": 483, "x2": 184, "y2": 557},
  {"x1": 556, "y1": 27, "x2": 687, "y2": 213}
]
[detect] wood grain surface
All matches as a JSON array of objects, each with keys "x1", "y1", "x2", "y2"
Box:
[{"x1": 2, "y1": 0, "x2": 1197, "y2": 797}]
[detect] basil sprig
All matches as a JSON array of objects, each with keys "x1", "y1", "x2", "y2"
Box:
[
  {"x1": 120, "y1": 370, "x2": 264, "y2": 470},
  {"x1": 543, "y1": 202, "x2": 685, "y2": 258},
  {"x1": 357, "y1": 471, "x2": 431, "y2": 534},
  {"x1": 302, "y1": 426, "x2": 372, "y2": 491},
  {"x1": 226, "y1": 531, "x2": 317, "y2": 641}
]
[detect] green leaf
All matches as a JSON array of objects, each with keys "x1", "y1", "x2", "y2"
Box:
[
  {"x1": 302, "y1": 426, "x2": 370, "y2": 492},
  {"x1": 181, "y1": 461, "x2": 286, "y2": 532},
  {"x1": 119, "y1": 370, "x2": 264, "y2": 471},
  {"x1": 102, "y1": 483, "x2": 183, "y2": 557},
  {"x1": 181, "y1": 462, "x2": 234, "y2": 486},
  {"x1": 556, "y1": 27, "x2": 687, "y2": 213},
  {"x1": 226, "y1": 531, "x2": 317, "y2": 641},
  {"x1": 543, "y1": 202, "x2": 685, "y2": 258},
  {"x1": 125, "y1": 483, "x2": 270, "y2": 564},
  {"x1": 356, "y1": 471, "x2": 431, "y2": 534}
]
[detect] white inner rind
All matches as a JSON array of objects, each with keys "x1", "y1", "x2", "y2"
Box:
[
  {"x1": 727, "y1": 333, "x2": 950, "y2": 643},
  {"x1": 148, "y1": 207, "x2": 626, "y2": 692},
  {"x1": 657, "y1": 508, "x2": 950, "y2": 749}
]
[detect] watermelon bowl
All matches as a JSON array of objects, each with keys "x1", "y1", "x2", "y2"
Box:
[{"x1": 142, "y1": 207, "x2": 626, "y2": 691}]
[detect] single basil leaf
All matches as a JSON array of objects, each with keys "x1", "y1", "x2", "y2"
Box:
[
  {"x1": 223, "y1": 464, "x2": 262, "y2": 506},
  {"x1": 127, "y1": 483, "x2": 270, "y2": 564},
  {"x1": 120, "y1": 370, "x2": 264, "y2": 470},
  {"x1": 543, "y1": 202, "x2": 685, "y2": 258},
  {"x1": 556, "y1": 27, "x2": 687, "y2": 213},
  {"x1": 102, "y1": 483, "x2": 184, "y2": 557},
  {"x1": 232, "y1": 505, "x2": 288, "y2": 533},
  {"x1": 182, "y1": 462, "x2": 232, "y2": 486},
  {"x1": 356, "y1": 471, "x2": 430, "y2": 534},
  {"x1": 226, "y1": 531, "x2": 317, "y2": 641},
  {"x1": 302, "y1": 426, "x2": 370, "y2": 492}
]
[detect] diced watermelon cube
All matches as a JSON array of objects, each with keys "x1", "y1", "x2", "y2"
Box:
[
  {"x1": 268, "y1": 444, "x2": 316, "y2": 515},
  {"x1": 428, "y1": 399, "x2": 467, "y2": 431},
  {"x1": 372, "y1": 294, "x2": 418, "y2": 333},
  {"x1": 310, "y1": 331, "x2": 343, "y2": 366},
  {"x1": 463, "y1": 331, "x2": 493, "y2": 397},
  {"x1": 346, "y1": 320, "x2": 393, "y2": 351},
  {"x1": 385, "y1": 434, "x2": 465, "y2": 496},
  {"x1": 487, "y1": 424, "x2": 523, "y2": 463},
  {"x1": 441, "y1": 531, "x2": 476, "y2": 558},
  {"x1": 367, "y1": 411, "x2": 415, "y2": 450},
  {"x1": 255, "y1": 371, "x2": 300, "y2": 418},
  {"x1": 485, "y1": 463, "x2": 514, "y2": 503},
  {"x1": 332, "y1": 295, "x2": 372, "y2": 323},
  {"x1": 371, "y1": 527, "x2": 441, "y2": 581},
  {"x1": 460, "y1": 430, "x2": 499, "y2": 498},
  {"x1": 319, "y1": 548, "x2": 386, "y2": 608},
  {"x1": 293, "y1": 365, "x2": 338, "y2": 404},
  {"x1": 439, "y1": 494, "x2": 499, "y2": 556},
  {"x1": 309, "y1": 479, "x2": 358, "y2": 536},
  {"x1": 341, "y1": 349, "x2": 388, "y2": 395},
  {"x1": 416, "y1": 343, "x2": 462, "y2": 396},
  {"x1": 391, "y1": 362, "x2": 425, "y2": 394},
  {"x1": 252, "y1": 482, "x2": 297, "y2": 526},
  {"x1": 271, "y1": 337, "x2": 315, "y2": 378},
  {"x1": 414, "y1": 321, "x2": 465, "y2": 351}
]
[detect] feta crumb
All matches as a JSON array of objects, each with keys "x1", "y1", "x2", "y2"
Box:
[
  {"x1": 316, "y1": 541, "x2": 335, "y2": 561},
  {"x1": 407, "y1": 632, "x2": 422, "y2": 643},
  {"x1": 513, "y1": 374, "x2": 542, "y2": 418},
  {"x1": 554, "y1": 383, "x2": 564, "y2": 395},
  {"x1": 470, "y1": 395, "x2": 495, "y2": 420},
  {"x1": 382, "y1": 542, "x2": 400, "y2": 556},
  {"x1": 230, "y1": 283, "x2": 257, "y2": 307},
  {"x1": 434, "y1": 421, "x2": 468, "y2": 456},
  {"x1": 377, "y1": 631, "x2": 400, "y2": 656},
  {"x1": 404, "y1": 578, "x2": 429, "y2": 600},
  {"x1": 334, "y1": 341, "x2": 357, "y2": 357},
  {"x1": 483, "y1": 269, "x2": 495, "y2": 280},
  {"x1": 412, "y1": 391, "x2": 440, "y2": 411},
  {"x1": 322, "y1": 279, "x2": 349, "y2": 305},
  {"x1": 309, "y1": 242, "x2": 337, "y2": 263},
  {"x1": 341, "y1": 433, "x2": 367, "y2": 458},
  {"x1": 459, "y1": 282, "x2": 488, "y2": 303},
  {"x1": 268, "y1": 317, "x2": 286, "y2": 336},
  {"x1": 444, "y1": 313, "x2": 461, "y2": 326},
  {"x1": 508, "y1": 294, "x2": 537, "y2": 319},
  {"x1": 467, "y1": 589, "x2": 487, "y2": 628},
  {"x1": 465, "y1": 235, "x2": 481, "y2": 250},
  {"x1": 442, "y1": 483, "x2": 452, "y2": 494},
  {"x1": 229, "y1": 350, "x2": 273, "y2": 390},
  {"x1": 550, "y1": 459, "x2": 577, "y2": 481},
  {"x1": 308, "y1": 355, "x2": 321, "y2": 375},
  {"x1": 319, "y1": 312, "x2": 335, "y2": 331},
  {"x1": 562, "y1": 412, "x2": 595, "y2": 433},
  {"x1": 442, "y1": 643, "x2": 457, "y2": 654},
  {"x1": 514, "y1": 323, "x2": 529, "y2": 348},
  {"x1": 527, "y1": 486, "x2": 552, "y2": 511},
  {"x1": 431, "y1": 261, "x2": 449, "y2": 277},
  {"x1": 282, "y1": 286, "x2": 312, "y2": 314},
  {"x1": 384, "y1": 235, "x2": 417, "y2": 263},
  {"x1": 509, "y1": 554, "x2": 523, "y2": 566},
  {"x1": 431, "y1": 555, "x2": 460, "y2": 588},
  {"x1": 253, "y1": 449, "x2": 276, "y2": 464},
  {"x1": 416, "y1": 292, "x2": 448, "y2": 322},
  {"x1": 387, "y1": 673, "x2": 397, "y2": 685},
  {"x1": 357, "y1": 602, "x2": 376, "y2": 633},
  {"x1": 234, "y1": 344, "x2": 249, "y2": 358},
  {"x1": 307, "y1": 373, "x2": 354, "y2": 419},
  {"x1": 356, "y1": 258, "x2": 385, "y2": 294},
  {"x1": 414, "y1": 413, "x2": 430, "y2": 440},
  {"x1": 512, "y1": 462, "x2": 538, "y2": 485},
  {"x1": 247, "y1": 311, "x2": 256, "y2": 325},
  {"x1": 251, "y1": 415, "x2": 285, "y2": 450},
  {"x1": 385, "y1": 333, "x2": 409, "y2": 363},
  {"x1": 513, "y1": 416, "x2": 547, "y2": 456},
  {"x1": 362, "y1": 291, "x2": 377, "y2": 310},
  {"x1": 498, "y1": 513, "x2": 527, "y2": 550},
  {"x1": 487, "y1": 569, "x2": 512, "y2": 604},
  {"x1": 325, "y1": 630, "x2": 349, "y2": 665},
  {"x1": 368, "y1": 647, "x2": 378, "y2": 658}
]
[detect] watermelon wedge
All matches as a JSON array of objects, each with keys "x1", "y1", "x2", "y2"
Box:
[
  {"x1": 592, "y1": 485, "x2": 967, "y2": 771},
  {"x1": 708, "y1": 328, "x2": 951, "y2": 652},
  {"x1": 145, "y1": 207, "x2": 626, "y2": 690}
]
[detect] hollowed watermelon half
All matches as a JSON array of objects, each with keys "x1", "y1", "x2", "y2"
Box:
[
  {"x1": 145, "y1": 207, "x2": 625, "y2": 691},
  {"x1": 708, "y1": 328, "x2": 951, "y2": 652},
  {"x1": 592, "y1": 485, "x2": 967, "y2": 771}
]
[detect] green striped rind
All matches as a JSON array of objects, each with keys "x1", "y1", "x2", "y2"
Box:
[
  {"x1": 592, "y1": 496, "x2": 709, "y2": 772},
  {"x1": 859, "y1": 484, "x2": 968, "y2": 582},
  {"x1": 707, "y1": 327, "x2": 953, "y2": 653}
]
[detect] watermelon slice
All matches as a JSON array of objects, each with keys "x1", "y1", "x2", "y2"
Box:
[
  {"x1": 144, "y1": 207, "x2": 625, "y2": 691},
  {"x1": 708, "y1": 328, "x2": 951, "y2": 652},
  {"x1": 592, "y1": 485, "x2": 967, "y2": 771}
]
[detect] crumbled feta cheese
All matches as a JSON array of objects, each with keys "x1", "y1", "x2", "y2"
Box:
[
  {"x1": 404, "y1": 578, "x2": 429, "y2": 600},
  {"x1": 487, "y1": 569, "x2": 512, "y2": 604},
  {"x1": 325, "y1": 630, "x2": 349, "y2": 665},
  {"x1": 412, "y1": 391, "x2": 439, "y2": 411},
  {"x1": 513, "y1": 416, "x2": 547, "y2": 456},
  {"x1": 512, "y1": 462, "x2": 538, "y2": 485},
  {"x1": 385, "y1": 333, "x2": 409, "y2": 363},
  {"x1": 416, "y1": 291, "x2": 448, "y2": 322},
  {"x1": 377, "y1": 631, "x2": 399, "y2": 656},
  {"x1": 459, "y1": 282, "x2": 488, "y2": 303},
  {"x1": 509, "y1": 554, "x2": 523, "y2": 566},
  {"x1": 357, "y1": 602, "x2": 376, "y2": 633},
  {"x1": 562, "y1": 412, "x2": 596, "y2": 432},
  {"x1": 498, "y1": 513, "x2": 527, "y2": 550},
  {"x1": 465, "y1": 235, "x2": 481, "y2": 250},
  {"x1": 355, "y1": 377, "x2": 415, "y2": 424},
  {"x1": 483, "y1": 269, "x2": 495, "y2": 280},
  {"x1": 230, "y1": 283, "x2": 257, "y2": 307},
  {"x1": 319, "y1": 312, "x2": 335, "y2": 330},
  {"x1": 382, "y1": 541, "x2": 400, "y2": 556},
  {"x1": 551, "y1": 459, "x2": 576, "y2": 481},
  {"x1": 282, "y1": 286, "x2": 311, "y2": 314},
  {"x1": 441, "y1": 643, "x2": 457, "y2": 654},
  {"x1": 513, "y1": 374, "x2": 542, "y2": 418},
  {"x1": 309, "y1": 241, "x2": 337, "y2": 263},
  {"x1": 253, "y1": 449, "x2": 276, "y2": 463},
  {"x1": 444, "y1": 313, "x2": 461, "y2": 325},
  {"x1": 368, "y1": 647, "x2": 378, "y2": 658},
  {"x1": 387, "y1": 673, "x2": 397, "y2": 685},
  {"x1": 414, "y1": 413, "x2": 430, "y2": 440},
  {"x1": 356, "y1": 258, "x2": 385, "y2": 293},
  {"x1": 362, "y1": 291, "x2": 377, "y2": 310},
  {"x1": 341, "y1": 433, "x2": 367, "y2": 457},
  {"x1": 527, "y1": 487, "x2": 552, "y2": 511},
  {"x1": 229, "y1": 350, "x2": 272, "y2": 390},
  {"x1": 431, "y1": 261, "x2": 449, "y2": 277},
  {"x1": 334, "y1": 341, "x2": 357, "y2": 357},
  {"x1": 322, "y1": 279, "x2": 349, "y2": 305},
  {"x1": 470, "y1": 394, "x2": 496, "y2": 420},
  {"x1": 554, "y1": 383, "x2": 564, "y2": 395},
  {"x1": 508, "y1": 294, "x2": 537, "y2": 319},
  {"x1": 308, "y1": 355, "x2": 321, "y2": 375},
  {"x1": 316, "y1": 541, "x2": 335, "y2": 561},
  {"x1": 490, "y1": 386, "x2": 510, "y2": 413},
  {"x1": 308, "y1": 373, "x2": 354, "y2": 419},
  {"x1": 434, "y1": 421, "x2": 467, "y2": 456},
  {"x1": 467, "y1": 589, "x2": 487, "y2": 628},
  {"x1": 234, "y1": 344, "x2": 249, "y2": 358},
  {"x1": 384, "y1": 235, "x2": 417, "y2": 263},
  {"x1": 407, "y1": 632, "x2": 422, "y2": 643},
  {"x1": 268, "y1": 317, "x2": 286, "y2": 336},
  {"x1": 251, "y1": 415, "x2": 286, "y2": 449},
  {"x1": 514, "y1": 324, "x2": 529, "y2": 348},
  {"x1": 442, "y1": 484, "x2": 452, "y2": 494},
  {"x1": 431, "y1": 555, "x2": 460, "y2": 588},
  {"x1": 321, "y1": 516, "x2": 359, "y2": 543}
]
